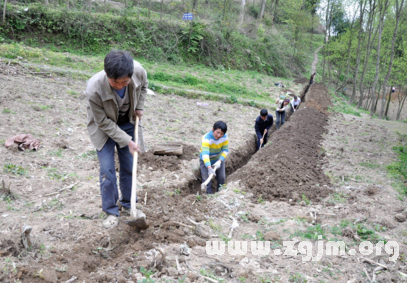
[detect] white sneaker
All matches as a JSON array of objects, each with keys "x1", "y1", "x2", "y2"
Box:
[
  {"x1": 103, "y1": 215, "x2": 118, "y2": 229},
  {"x1": 121, "y1": 207, "x2": 131, "y2": 216}
]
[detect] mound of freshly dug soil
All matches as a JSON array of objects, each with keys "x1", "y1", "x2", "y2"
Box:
[
  {"x1": 228, "y1": 82, "x2": 332, "y2": 201},
  {"x1": 305, "y1": 83, "x2": 333, "y2": 115}
]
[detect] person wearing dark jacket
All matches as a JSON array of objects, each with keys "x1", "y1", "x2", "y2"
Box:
[
  {"x1": 254, "y1": 109, "x2": 273, "y2": 151},
  {"x1": 309, "y1": 72, "x2": 316, "y2": 84}
]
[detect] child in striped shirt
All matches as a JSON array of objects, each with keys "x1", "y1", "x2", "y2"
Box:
[{"x1": 200, "y1": 121, "x2": 229, "y2": 194}]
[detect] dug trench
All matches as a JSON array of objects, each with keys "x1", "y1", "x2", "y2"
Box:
[{"x1": 2, "y1": 82, "x2": 333, "y2": 282}]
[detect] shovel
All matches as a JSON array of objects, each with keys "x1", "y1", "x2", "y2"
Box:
[
  {"x1": 201, "y1": 164, "x2": 219, "y2": 193},
  {"x1": 124, "y1": 116, "x2": 149, "y2": 230},
  {"x1": 259, "y1": 131, "x2": 267, "y2": 149}
]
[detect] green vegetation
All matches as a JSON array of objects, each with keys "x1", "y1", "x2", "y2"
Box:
[
  {"x1": 291, "y1": 224, "x2": 326, "y2": 240},
  {"x1": 1, "y1": 3, "x2": 309, "y2": 77},
  {"x1": 3, "y1": 164, "x2": 27, "y2": 176},
  {"x1": 301, "y1": 194, "x2": 311, "y2": 205},
  {"x1": 138, "y1": 267, "x2": 155, "y2": 283},
  {"x1": 77, "y1": 150, "x2": 98, "y2": 160},
  {"x1": 387, "y1": 145, "x2": 407, "y2": 197},
  {"x1": 2, "y1": 108, "x2": 16, "y2": 114},
  {"x1": 207, "y1": 218, "x2": 221, "y2": 232},
  {"x1": 360, "y1": 162, "x2": 381, "y2": 169},
  {"x1": 289, "y1": 273, "x2": 308, "y2": 283},
  {"x1": 328, "y1": 91, "x2": 365, "y2": 117}
]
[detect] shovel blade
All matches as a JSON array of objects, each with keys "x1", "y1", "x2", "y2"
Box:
[{"x1": 124, "y1": 218, "x2": 150, "y2": 230}]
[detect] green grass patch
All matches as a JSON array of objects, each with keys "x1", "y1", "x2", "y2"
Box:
[
  {"x1": 3, "y1": 164, "x2": 27, "y2": 176},
  {"x1": 2, "y1": 108, "x2": 16, "y2": 114},
  {"x1": 328, "y1": 91, "x2": 363, "y2": 117},
  {"x1": 387, "y1": 145, "x2": 407, "y2": 197},
  {"x1": 360, "y1": 162, "x2": 381, "y2": 169},
  {"x1": 290, "y1": 224, "x2": 326, "y2": 240}
]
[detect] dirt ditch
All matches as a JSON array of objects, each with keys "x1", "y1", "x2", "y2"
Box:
[{"x1": 228, "y1": 82, "x2": 333, "y2": 202}]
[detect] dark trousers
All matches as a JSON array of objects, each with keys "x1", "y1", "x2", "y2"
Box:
[
  {"x1": 96, "y1": 122, "x2": 134, "y2": 216},
  {"x1": 276, "y1": 111, "x2": 286, "y2": 130},
  {"x1": 200, "y1": 159, "x2": 226, "y2": 194},
  {"x1": 291, "y1": 105, "x2": 299, "y2": 113},
  {"x1": 256, "y1": 134, "x2": 268, "y2": 150}
]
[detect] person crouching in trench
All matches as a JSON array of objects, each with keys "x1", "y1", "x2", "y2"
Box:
[{"x1": 199, "y1": 121, "x2": 229, "y2": 194}]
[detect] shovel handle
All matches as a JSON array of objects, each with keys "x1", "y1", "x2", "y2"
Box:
[
  {"x1": 130, "y1": 116, "x2": 139, "y2": 218},
  {"x1": 259, "y1": 131, "x2": 267, "y2": 148},
  {"x1": 201, "y1": 164, "x2": 219, "y2": 191}
]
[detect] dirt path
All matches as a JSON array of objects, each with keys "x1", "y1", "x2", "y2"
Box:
[{"x1": 311, "y1": 46, "x2": 322, "y2": 74}]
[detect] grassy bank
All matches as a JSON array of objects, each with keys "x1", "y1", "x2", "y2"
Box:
[
  {"x1": 387, "y1": 143, "x2": 407, "y2": 199},
  {"x1": 1, "y1": 43, "x2": 304, "y2": 108}
]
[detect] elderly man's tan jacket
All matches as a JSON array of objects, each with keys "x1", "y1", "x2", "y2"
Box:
[{"x1": 85, "y1": 61, "x2": 148, "y2": 151}]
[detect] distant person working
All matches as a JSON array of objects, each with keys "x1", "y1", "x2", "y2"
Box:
[
  {"x1": 274, "y1": 81, "x2": 285, "y2": 88},
  {"x1": 310, "y1": 73, "x2": 316, "y2": 84},
  {"x1": 200, "y1": 121, "x2": 229, "y2": 194},
  {"x1": 275, "y1": 96, "x2": 290, "y2": 130},
  {"x1": 291, "y1": 96, "x2": 301, "y2": 112},
  {"x1": 254, "y1": 109, "x2": 273, "y2": 151}
]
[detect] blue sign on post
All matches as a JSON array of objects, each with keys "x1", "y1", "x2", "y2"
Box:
[{"x1": 182, "y1": 13, "x2": 194, "y2": 21}]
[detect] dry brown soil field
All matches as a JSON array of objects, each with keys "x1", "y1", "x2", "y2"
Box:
[{"x1": 1, "y1": 62, "x2": 407, "y2": 283}]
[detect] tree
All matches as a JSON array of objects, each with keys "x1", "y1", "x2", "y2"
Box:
[
  {"x1": 357, "y1": 0, "x2": 378, "y2": 108},
  {"x1": 2, "y1": 0, "x2": 7, "y2": 25},
  {"x1": 349, "y1": 0, "x2": 367, "y2": 104},
  {"x1": 369, "y1": 0, "x2": 390, "y2": 117},
  {"x1": 378, "y1": 0, "x2": 405, "y2": 118},
  {"x1": 258, "y1": 0, "x2": 266, "y2": 19}
]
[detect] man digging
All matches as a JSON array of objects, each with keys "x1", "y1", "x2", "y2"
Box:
[
  {"x1": 254, "y1": 109, "x2": 273, "y2": 151},
  {"x1": 200, "y1": 121, "x2": 229, "y2": 194},
  {"x1": 85, "y1": 50, "x2": 148, "y2": 229}
]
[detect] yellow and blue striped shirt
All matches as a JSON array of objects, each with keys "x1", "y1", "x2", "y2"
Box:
[{"x1": 200, "y1": 131, "x2": 229, "y2": 167}]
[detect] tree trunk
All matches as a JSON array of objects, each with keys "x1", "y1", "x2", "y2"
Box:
[
  {"x1": 125, "y1": 0, "x2": 128, "y2": 8},
  {"x1": 148, "y1": 0, "x2": 151, "y2": 18},
  {"x1": 239, "y1": 0, "x2": 245, "y2": 26},
  {"x1": 45, "y1": 0, "x2": 49, "y2": 5},
  {"x1": 222, "y1": 0, "x2": 227, "y2": 20},
  {"x1": 385, "y1": 88, "x2": 392, "y2": 118},
  {"x1": 258, "y1": 0, "x2": 266, "y2": 19},
  {"x1": 160, "y1": 0, "x2": 164, "y2": 20},
  {"x1": 350, "y1": 0, "x2": 366, "y2": 104},
  {"x1": 104, "y1": 0, "x2": 107, "y2": 12},
  {"x1": 357, "y1": 0, "x2": 378, "y2": 108},
  {"x1": 2, "y1": 0, "x2": 7, "y2": 24},
  {"x1": 192, "y1": 0, "x2": 198, "y2": 13},
  {"x1": 137, "y1": 0, "x2": 140, "y2": 19},
  {"x1": 66, "y1": 0, "x2": 69, "y2": 10},
  {"x1": 273, "y1": 0, "x2": 278, "y2": 23},
  {"x1": 369, "y1": 0, "x2": 390, "y2": 117},
  {"x1": 396, "y1": 89, "x2": 407, "y2": 120},
  {"x1": 379, "y1": 0, "x2": 404, "y2": 119},
  {"x1": 88, "y1": 0, "x2": 92, "y2": 13},
  {"x1": 322, "y1": 0, "x2": 330, "y2": 81}
]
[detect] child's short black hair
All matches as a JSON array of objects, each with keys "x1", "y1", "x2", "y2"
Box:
[
  {"x1": 213, "y1": 121, "x2": 227, "y2": 134},
  {"x1": 104, "y1": 50, "x2": 134, "y2": 80},
  {"x1": 260, "y1": 109, "x2": 268, "y2": 116}
]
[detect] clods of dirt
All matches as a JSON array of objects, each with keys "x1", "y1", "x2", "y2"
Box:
[
  {"x1": 366, "y1": 185, "x2": 378, "y2": 195},
  {"x1": 139, "y1": 144, "x2": 199, "y2": 171}
]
